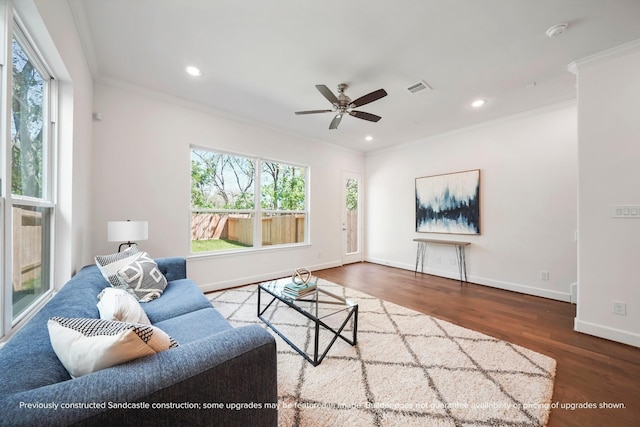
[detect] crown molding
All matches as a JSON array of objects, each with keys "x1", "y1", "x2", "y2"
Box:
[
  {"x1": 568, "y1": 38, "x2": 640, "y2": 74},
  {"x1": 68, "y1": 0, "x2": 100, "y2": 79},
  {"x1": 367, "y1": 100, "x2": 576, "y2": 157}
]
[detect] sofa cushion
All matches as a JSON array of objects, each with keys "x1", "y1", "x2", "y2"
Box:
[
  {"x1": 153, "y1": 307, "x2": 233, "y2": 344},
  {"x1": 97, "y1": 288, "x2": 151, "y2": 324},
  {"x1": 48, "y1": 317, "x2": 179, "y2": 378},
  {"x1": 142, "y1": 279, "x2": 213, "y2": 323},
  {"x1": 155, "y1": 257, "x2": 187, "y2": 282}
]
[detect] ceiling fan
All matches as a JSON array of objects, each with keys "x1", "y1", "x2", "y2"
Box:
[{"x1": 295, "y1": 83, "x2": 387, "y2": 130}]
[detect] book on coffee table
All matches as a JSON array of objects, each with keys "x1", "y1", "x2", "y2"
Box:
[{"x1": 282, "y1": 280, "x2": 317, "y2": 299}]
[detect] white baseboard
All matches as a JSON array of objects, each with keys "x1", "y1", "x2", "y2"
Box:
[
  {"x1": 197, "y1": 255, "x2": 573, "y2": 303},
  {"x1": 471, "y1": 276, "x2": 571, "y2": 302},
  {"x1": 197, "y1": 260, "x2": 343, "y2": 293},
  {"x1": 365, "y1": 257, "x2": 415, "y2": 272},
  {"x1": 574, "y1": 318, "x2": 640, "y2": 348},
  {"x1": 365, "y1": 257, "x2": 572, "y2": 302}
]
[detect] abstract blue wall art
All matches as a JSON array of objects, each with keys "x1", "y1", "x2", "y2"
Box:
[{"x1": 415, "y1": 169, "x2": 480, "y2": 235}]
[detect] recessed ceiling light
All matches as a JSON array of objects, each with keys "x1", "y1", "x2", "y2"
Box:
[
  {"x1": 185, "y1": 66, "x2": 201, "y2": 77},
  {"x1": 365, "y1": 135, "x2": 373, "y2": 142},
  {"x1": 470, "y1": 99, "x2": 487, "y2": 108}
]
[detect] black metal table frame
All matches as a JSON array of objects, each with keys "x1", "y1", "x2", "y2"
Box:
[{"x1": 258, "y1": 284, "x2": 358, "y2": 366}]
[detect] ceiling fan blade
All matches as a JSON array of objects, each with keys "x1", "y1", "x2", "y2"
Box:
[
  {"x1": 350, "y1": 110, "x2": 382, "y2": 122},
  {"x1": 329, "y1": 114, "x2": 343, "y2": 130},
  {"x1": 295, "y1": 109, "x2": 333, "y2": 115},
  {"x1": 316, "y1": 85, "x2": 339, "y2": 105},
  {"x1": 350, "y1": 89, "x2": 387, "y2": 108}
]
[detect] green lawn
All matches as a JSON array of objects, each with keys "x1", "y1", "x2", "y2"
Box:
[{"x1": 191, "y1": 239, "x2": 251, "y2": 252}]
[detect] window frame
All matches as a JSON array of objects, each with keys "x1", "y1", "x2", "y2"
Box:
[
  {"x1": 189, "y1": 146, "x2": 310, "y2": 256},
  {"x1": 11, "y1": 23, "x2": 53, "y2": 200},
  {"x1": 1, "y1": 12, "x2": 57, "y2": 338}
]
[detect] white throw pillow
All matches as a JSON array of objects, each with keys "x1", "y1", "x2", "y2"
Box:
[
  {"x1": 48, "y1": 317, "x2": 179, "y2": 378},
  {"x1": 97, "y1": 287, "x2": 151, "y2": 324}
]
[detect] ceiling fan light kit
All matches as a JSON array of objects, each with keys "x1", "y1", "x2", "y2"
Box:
[{"x1": 295, "y1": 83, "x2": 387, "y2": 130}]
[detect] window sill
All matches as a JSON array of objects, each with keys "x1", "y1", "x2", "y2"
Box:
[{"x1": 187, "y1": 242, "x2": 312, "y2": 261}]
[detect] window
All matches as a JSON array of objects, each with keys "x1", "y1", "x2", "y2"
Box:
[
  {"x1": 190, "y1": 147, "x2": 308, "y2": 253},
  {"x1": 3, "y1": 21, "x2": 56, "y2": 329}
]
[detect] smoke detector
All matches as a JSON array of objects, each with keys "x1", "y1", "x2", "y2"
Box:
[{"x1": 546, "y1": 23, "x2": 568, "y2": 38}]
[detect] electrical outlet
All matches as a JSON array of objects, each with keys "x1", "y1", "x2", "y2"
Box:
[
  {"x1": 449, "y1": 258, "x2": 457, "y2": 265},
  {"x1": 540, "y1": 271, "x2": 550, "y2": 281},
  {"x1": 612, "y1": 301, "x2": 627, "y2": 316}
]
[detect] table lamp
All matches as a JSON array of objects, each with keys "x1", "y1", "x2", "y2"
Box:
[{"x1": 107, "y1": 220, "x2": 148, "y2": 252}]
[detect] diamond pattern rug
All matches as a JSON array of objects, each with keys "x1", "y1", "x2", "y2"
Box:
[{"x1": 208, "y1": 279, "x2": 556, "y2": 427}]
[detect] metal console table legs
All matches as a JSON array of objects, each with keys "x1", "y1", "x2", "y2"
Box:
[{"x1": 413, "y1": 238, "x2": 470, "y2": 285}]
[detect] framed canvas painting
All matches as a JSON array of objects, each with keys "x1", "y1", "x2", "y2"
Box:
[{"x1": 415, "y1": 169, "x2": 480, "y2": 235}]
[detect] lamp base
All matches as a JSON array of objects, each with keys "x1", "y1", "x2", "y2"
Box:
[{"x1": 118, "y1": 242, "x2": 137, "y2": 252}]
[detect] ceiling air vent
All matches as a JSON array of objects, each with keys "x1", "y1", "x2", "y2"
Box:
[{"x1": 406, "y1": 80, "x2": 432, "y2": 94}]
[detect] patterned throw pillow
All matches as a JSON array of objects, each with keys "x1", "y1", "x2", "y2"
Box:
[
  {"x1": 95, "y1": 246, "x2": 141, "y2": 293},
  {"x1": 95, "y1": 247, "x2": 167, "y2": 302},
  {"x1": 48, "y1": 317, "x2": 179, "y2": 378},
  {"x1": 116, "y1": 252, "x2": 168, "y2": 302}
]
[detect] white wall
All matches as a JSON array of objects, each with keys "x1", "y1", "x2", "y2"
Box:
[
  {"x1": 573, "y1": 41, "x2": 640, "y2": 347},
  {"x1": 92, "y1": 82, "x2": 364, "y2": 290},
  {"x1": 365, "y1": 103, "x2": 578, "y2": 301}
]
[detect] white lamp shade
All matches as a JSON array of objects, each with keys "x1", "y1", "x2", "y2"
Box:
[{"x1": 107, "y1": 220, "x2": 148, "y2": 242}]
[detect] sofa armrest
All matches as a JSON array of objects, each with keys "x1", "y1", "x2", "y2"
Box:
[
  {"x1": 0, "y1": 325, "x2": 277, "y2": 427},
  {"x1": 155, "y1": 257, "x2": 187, "y2": 282}
]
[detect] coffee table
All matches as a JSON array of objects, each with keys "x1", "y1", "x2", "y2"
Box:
[{"x1": 258, "y1": 278, "x2": 358, "y2": 366}]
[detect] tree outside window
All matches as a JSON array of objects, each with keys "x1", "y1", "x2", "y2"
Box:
[
  {"x1": 9, "y1": 31, "x2": 54, "y2": 322},
  {"x1": 190, "y1": 148, "x2": 307, "y2": 253},
  {"x1": 11, "y1": 37, "x2": 46, "y2": 199}
]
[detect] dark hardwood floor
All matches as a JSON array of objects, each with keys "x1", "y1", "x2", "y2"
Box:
[{"x1": 313, "y1": 262, "x2": 640, "y2": 427}]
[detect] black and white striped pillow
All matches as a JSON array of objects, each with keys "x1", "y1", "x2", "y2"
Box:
[
  {"x1": 48, "y1": 317, "x2": 178, "y2": 378},
  {"x1": 95, "y1": 246, "x2": 142, "y2": 292}
]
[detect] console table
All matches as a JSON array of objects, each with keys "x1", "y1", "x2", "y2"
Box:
[{"x1": 413, "y1": 238, "x2": 470, "y2": 285}]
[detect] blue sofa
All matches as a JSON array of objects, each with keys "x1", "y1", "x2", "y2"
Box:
[{"x1": 0, "y1": 257, "x2": 277, "y2": 426}]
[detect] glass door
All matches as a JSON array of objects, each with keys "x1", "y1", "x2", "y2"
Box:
[{"x1": 342, "y1": 171, "x2": 362, "y2": 264}]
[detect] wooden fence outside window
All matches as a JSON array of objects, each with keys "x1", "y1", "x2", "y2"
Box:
[{"x1": 191, "y1": 213, "x2": 305, "y2": 247}]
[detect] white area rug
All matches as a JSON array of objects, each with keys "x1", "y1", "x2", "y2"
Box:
[{"x1": 209, "y1": 280, "x2": 556, "y2": 427}]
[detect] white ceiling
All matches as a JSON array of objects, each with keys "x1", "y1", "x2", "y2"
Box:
[{"x1": 69, "y1": 0, "x2": 640, "y2": 152}]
